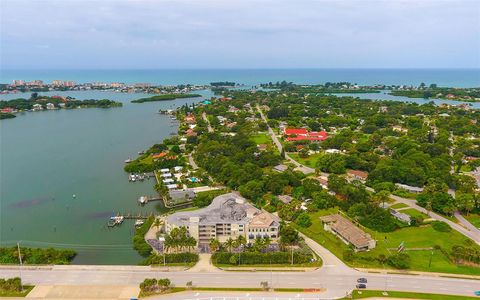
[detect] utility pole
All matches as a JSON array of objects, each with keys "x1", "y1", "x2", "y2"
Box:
[
  {"x1": 17, "y1": 242, "x2": 24, "y2": 292},
  {"x1": 291, "y1": 246, "x2": 294, "y2": 266}
]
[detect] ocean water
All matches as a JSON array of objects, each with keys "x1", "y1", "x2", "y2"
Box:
[{"x1": 1, "y1": 68, "x2": 479, "y2": 87}]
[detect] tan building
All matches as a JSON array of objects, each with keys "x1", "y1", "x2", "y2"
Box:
[
  {"x1": 320, "y1": 214, "x2": 375, "y2": 251},
  {"x1": 166, "y1": 193, "x2": 280, "y2": 252}
]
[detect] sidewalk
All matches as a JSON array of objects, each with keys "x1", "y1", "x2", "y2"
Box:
[{"x1": 356, "y1": 267, "x2": 480, "y2": 280}]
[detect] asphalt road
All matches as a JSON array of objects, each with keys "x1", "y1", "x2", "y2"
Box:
[{"x1": 1, "y1": 265, "x2": 479, "y2": 299}]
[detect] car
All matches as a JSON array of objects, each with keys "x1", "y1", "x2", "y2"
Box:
[
  {"x1": 357, "y1": 278, "x2": 368, "y2": 283},
  {"x1": 356, "y1": 284, "x2": 367, "y2": 289},
  {"x1": 474, "y1": 291, "x2": 480, "y2": 296}
]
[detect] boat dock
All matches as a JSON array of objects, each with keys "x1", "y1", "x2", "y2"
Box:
[
  {"x1": 138, "y1": 195, "x2": 162, "y2": 205},
  {"x1": 107, "y1": 212, "x2": 154, "y2": 227}
]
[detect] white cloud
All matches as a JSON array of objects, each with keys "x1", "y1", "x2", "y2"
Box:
[{"x1": 1, "y1": 0, "x2": 479, "y2": 68}]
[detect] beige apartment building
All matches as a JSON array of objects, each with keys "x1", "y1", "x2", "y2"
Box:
[{"x1": 165, "y1": 193, "x2": 280, "y2": 252}]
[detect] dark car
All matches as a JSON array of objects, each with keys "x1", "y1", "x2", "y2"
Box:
[
  {"x1": 356, "y1": 283, "x2": 367, "y2": 289},
  {"x1": 357, "y1": 278, "x2": 368, "y2": 283}
]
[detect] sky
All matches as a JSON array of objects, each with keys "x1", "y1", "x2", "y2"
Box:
[{"x1": 1, "y1": 0, "x2": 479, "y2": 69}]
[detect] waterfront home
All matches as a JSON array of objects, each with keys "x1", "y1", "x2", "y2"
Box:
[
  {"x1": 347, "y1": 170, "x2": 368, "y2": 182},
  {"x1": 169, "y1": 189, "x2": 195, "y2": 202},
  {"x1": 320, "y1": 214, "x2": 376, "y2": 251},
  {"x1": 152, "y1": 152, "x2": 168, "y2": 159},
  {"x1": 166, "y1": 184, "x2": 178, "y2": 190},
  {"x1": 58, "y1": 103, "x2": 66, "y2": 108},
  {"x1": 185, "y1": 128, "x2": 197, "y2": 137},
  {"x1": 165, "y1": 193, "x2": 280, "y2": 252},
  {"x1": 1, "y1": 107, "x2": 15, "y2": 113},
  {"x1": 32, "y1": 103, "x2": 43, "y2": 111},
  {"x1": 184, "y1": 114, "x2": 196, "y2": 124}
]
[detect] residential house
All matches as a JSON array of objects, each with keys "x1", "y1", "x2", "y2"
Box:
[
  {"x1": 278, "y1": 195, "x2": 293, "y2": 204},
  {"x1": 320, "y1": 214, "x2": 376, "y2": 251},
  {"x1": 395, "y1": 183, "x2": 424, "y2": 194},
  {"x1": 347, "y1": 170, "x2": 368, "y2": 182}
]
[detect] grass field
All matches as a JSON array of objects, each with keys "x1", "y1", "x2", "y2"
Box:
[
  {"x1": 390, "y1": 203, "x2": 408, "y2": 209},
  {"x1": 288, "y1": 153, "x2": 322, "y2": 167},
  {"x1": 295, "y1": 209, "x2": 480, "y2": 275},
  {"x1": 402, "y1": 208, "x2": 429, "y2": 220},
  {"x1": 347, "y1": 290, "x2": 478, "y2": 300},
  {"x1": 251, "y1": 133, "x2": 271, "y2": 144},
  {"x1": 464, "y1": 213, "x2": 480, "y2": 229}
]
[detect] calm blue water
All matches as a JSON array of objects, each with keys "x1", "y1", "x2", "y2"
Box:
[
  {"x1": 1, "y1": 69, "x2": 479, "y2": 87},
  {"x1": 0, "y1": 90, "x2": 211, "y2": 265}
]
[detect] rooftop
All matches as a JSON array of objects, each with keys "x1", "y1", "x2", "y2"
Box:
[
  {"x1": 167, "y1": 193, "x2": 279, "y2": 227},
  {"x1": 320, "y1": 214, "x2": 373, "y2": 249}
]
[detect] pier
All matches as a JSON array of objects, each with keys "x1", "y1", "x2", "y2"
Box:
[
  {"x1": 107, "y1": 212, "x2": 154, "y2": 228},
  {"x1": 138, "y1": 195, "x2": 162, "y2": 204}
]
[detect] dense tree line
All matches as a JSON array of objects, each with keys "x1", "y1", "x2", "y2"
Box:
[{"x1": 0, "y1": 247, "x2": 76, "y2": 265}]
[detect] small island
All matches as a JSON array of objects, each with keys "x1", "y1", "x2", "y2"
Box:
[
  {"x1": 389, "y1": 84, "x2": 480, "y2": 102},
  {"x1": 0, "y1": 112, "x2": 16, "y2": 120},
  {"x1": 131, "y1": 93, "x2": 202, "y2": 103},
  {"x1": 0, "y1": 94, "x2": 122, "y2": 119}
]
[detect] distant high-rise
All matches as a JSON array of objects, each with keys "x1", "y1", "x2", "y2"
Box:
[{"x1": 12, "y1": 79, "x2": 25, "y2": 86}]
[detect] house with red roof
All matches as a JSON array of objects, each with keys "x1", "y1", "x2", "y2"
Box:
[
  {"x1": 283, "y1": 128, "x2": 328, "y2": 142},
  {"x1": 184, "y1": 114, "x2": 196, "y2": 124},
  {"x1": 1, "y1": 107, "x2": 14, "y2": 113}
]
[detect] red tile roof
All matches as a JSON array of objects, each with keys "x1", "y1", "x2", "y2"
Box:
[{"x1": 284, "y1": 128, "x2": 308, "y2": 135}]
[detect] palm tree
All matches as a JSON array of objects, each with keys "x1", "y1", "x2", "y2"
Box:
[
  {"x1": 209, "y1": 238, "x2": 220, "y2": 253},
  {"x1": 236, "y1": 235, "x2": 247, "y2": 251},
  {"x1": 263, "y1": 236, "x2": 271, "y2": 251},
  {"x1": 224, "y1": 237, "x2": 235, "y2": 253},
  {"x1": 153, "y1": 218, "x2": 163, "y2": 231}
]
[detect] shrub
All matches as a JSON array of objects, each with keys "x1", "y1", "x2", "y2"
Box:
[
  {"x1": 0, "y1": 277, "x2": 22, "y2": 292},
  {"x1": 133, "y1": 216, "x2": 154, "y2": 257},
  {"x1": 431, "y1": 221, "x2": 452, "y2": 232},
  {"x1": 140, "y1": 253, "x2": 199, "y2": 265},
  {"x1": 295, "y1": 212, "x2": 312, "y2": 228},
  {"x1": 212, "y1": 251, "x2": 313, "y2": 265},
  {"x1": 386, "y1": 253, "x2": 410, "y2": 269},
  {"x1": 0, "y1": 247, "x2": 76, "y2": 265}
]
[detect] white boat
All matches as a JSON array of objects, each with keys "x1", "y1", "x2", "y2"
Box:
[
  {"x1": 110, "y1": 216, "x2": 124, "y2": 224},
  {"x1": 138, "y1": 196, "x2": 148, "y2": 204},
  {"x1": 124, "y1": 158, "x2": 133, "y2": 163},
  {"x1": 134, "y1": 219, "x2": 145, "y2": 227}
]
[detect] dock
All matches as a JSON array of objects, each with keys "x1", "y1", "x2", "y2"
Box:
[
  {"x1": 107, "y1": 212, "x2": 154, "y2": 228},
  {"x1": 138, "y1": 195, "x2": 162, "y2": 205}
]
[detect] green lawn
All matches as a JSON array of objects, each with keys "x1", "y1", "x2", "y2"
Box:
[
  {"x1": 347, "y1": 290, "x2": 478, "y2": 300},
  {"x1": 288, "y1": 153, "x2": 322, "y2": 168},
  {"x1": 402, "y1": 208, "x2": 429, "y2": 220},
  {"x1": 0, "y1": 286, "x2": 34, "y2": 297},
  {"x1": 251, "y1": 133, "x2": 271, "y2": 144},
  {"x1": 295, "y1": 209, "x2": 480, "y2": 275},
  {"x1": 464, "y1": 214, "x2": 480, "y2": 229},
  {"x1": 390, "y1": 203, "x2": 408, "y2": 209}
]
